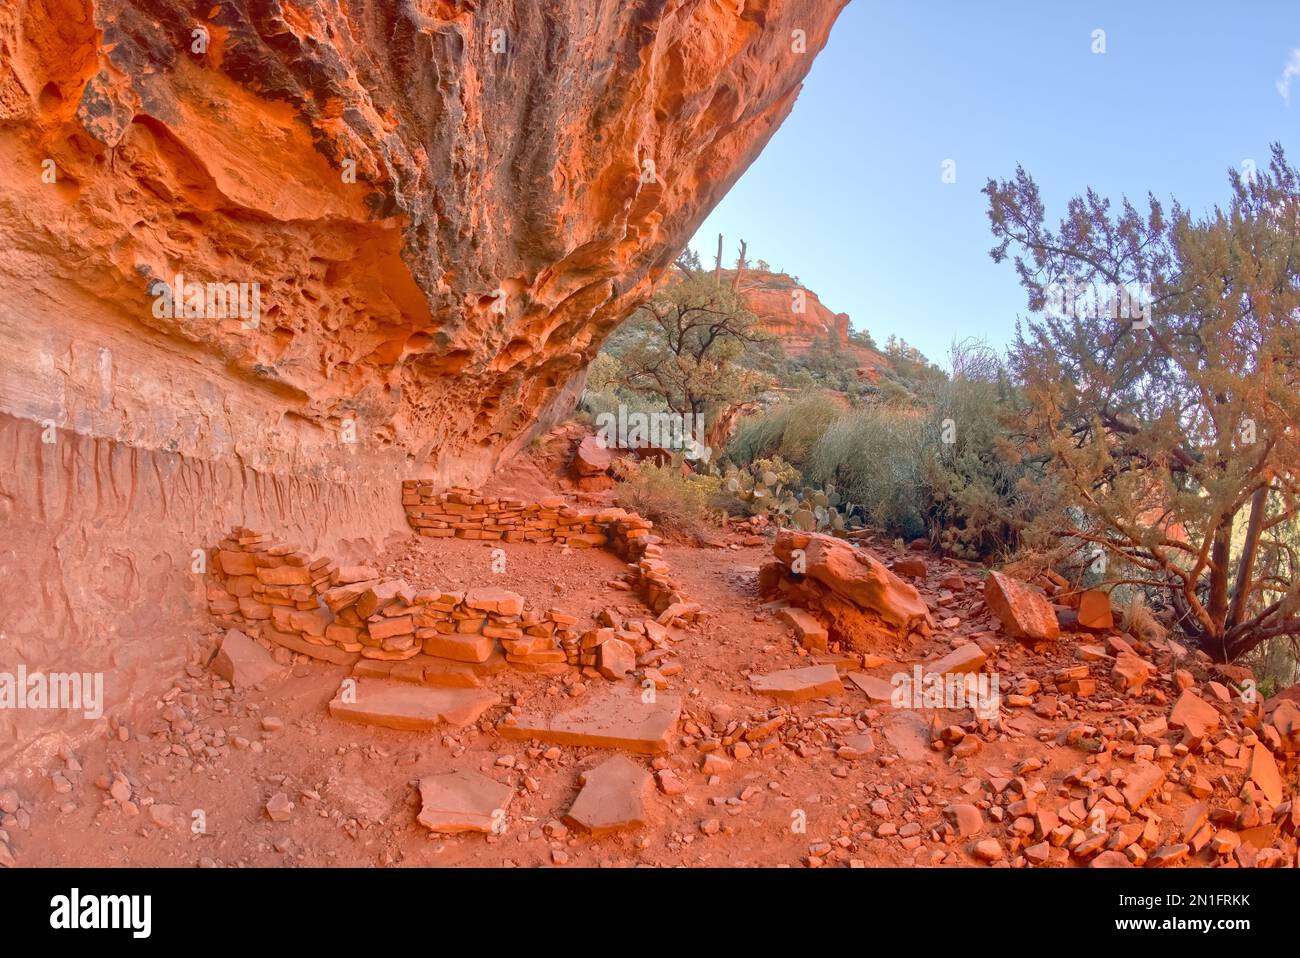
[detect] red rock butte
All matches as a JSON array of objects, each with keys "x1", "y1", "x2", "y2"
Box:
[
  {"x1": 723, "y1": 268, "x2": 887, "y2": 379},
  {"x1": 727, "y1": 268, "x2": 849, "y2": 344},
  {"x1": 0, "y1": 0, "x2": 847, "y2": 760}
]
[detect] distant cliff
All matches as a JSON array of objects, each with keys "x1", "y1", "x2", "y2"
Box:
[{"x1": 721, "y1": 268, "x2": 886, "y2": 380}]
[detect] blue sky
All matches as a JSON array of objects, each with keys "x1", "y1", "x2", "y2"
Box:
[{"x1": 688, "y1": 0, "x2": 1300, "y2": 366}]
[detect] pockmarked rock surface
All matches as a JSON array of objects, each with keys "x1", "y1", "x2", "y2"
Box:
[{"x1": 0, "y1": 0, "x2": 846, "y2": 761}]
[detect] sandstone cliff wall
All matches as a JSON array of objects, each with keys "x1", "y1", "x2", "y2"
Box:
[{"x1": 0, "y1": 0, "x2": 845, "y2": 761}]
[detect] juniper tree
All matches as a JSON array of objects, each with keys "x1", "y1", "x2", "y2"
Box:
[
  {"x1": 609, "y1": 253, "x2": 772, "y2": 420},
  {"x1": 984, "y1": 145, "x2": 1300, "y2": 662}
]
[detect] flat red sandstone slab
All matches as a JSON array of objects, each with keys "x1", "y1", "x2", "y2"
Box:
[
  {"x1": 262, "y1": 626, "x2": 359, "y2": 666},
  {"x1": 777, "y1": 607, "x2": 828, "y2": 650},
  {"x1": 1169, "y1": 689, "x2": 1221, "y2": 739},
  {"x1": 563, "y1": 755, "x2": 652, "y2": 835},
  {"x1": 353, "y1": 657, "x2": 484, "y2": 688},
  {"x1": 422, "y1": 632, "x2": 494, "y2": 663},
  {"x1": 926, "y1": 643, "x2": 987, "y2": 676},
  {"x1": 328, "y1": 680, "x2": 498, "y2": 731},
  {"x1": 499, "y1": 688, "x2": 681, "y2": 754},
  {"x1": 881, "y1": 710, "x2": 935, "y2": 764},
  {"x1": 750, "y1": 665, "x2": 843, "y2": 703},
  {"x1": 212, "y1": 628, "x2": 286, "y2": 688},
  {"x1": 1122, "y1": 760, "x2": 1166, "y2": 811},
  {"x1": 1246, "y1": 742, "x2": 1283, "y2": 806},
  {"x1": 417, "y1": 770, "x2": 513, "y2": 834},
  {"x1": 846, "y1": 671, "x2": 896, "y2": 705}
]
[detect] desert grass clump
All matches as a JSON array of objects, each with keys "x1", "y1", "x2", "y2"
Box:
[
  {"x1": 727, "y1": 390, "x2": 841, "y2": 467},
  {"x1": 805, "y1": 405, "x2": 929, "y2": 540},
  {"x1": 614, "y1": 461, "x2": 721, "y2": 538}
]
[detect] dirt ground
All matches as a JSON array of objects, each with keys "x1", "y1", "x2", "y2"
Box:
[
  {"x1": 0, "y1": 530, "x2": 992, "y2": 868},
  {"x1": 3, "y1": 466, "x2": 1293, "y2": 869}
]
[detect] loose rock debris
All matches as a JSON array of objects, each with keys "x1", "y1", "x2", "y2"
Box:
[{"x1": 6, "y1": 494, "x2": 1297, "y2": 869}]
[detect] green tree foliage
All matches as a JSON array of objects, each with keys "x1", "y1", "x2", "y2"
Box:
[
  {"x1": 726, "y1": 349, "x2": 1042, "y2": 556},
  {"x1": 614, "y1": 460, "x2": 721, "y2": 537},
  {"x1": 798, "y1": 332, "x2": 867, "y2": 397},
  {"x1": 985, "y1": 144, "x2": 1300, "y2": 662},
  {"x1": 923, "y1": 341, "x2": 1054, "y2": 559},
  {"x1": 604, "y1": 258, "x2": 772, "y2": 419},
  {"x1": 848, "y1": 327, "x2": 878, "y2": 351}
]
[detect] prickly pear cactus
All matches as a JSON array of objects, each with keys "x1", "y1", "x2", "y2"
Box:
[{"x1": 722, "y1": 461, "x2": 861, "y2": 536}]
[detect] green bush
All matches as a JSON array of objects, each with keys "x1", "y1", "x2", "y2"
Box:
[
  {"x1": 577, "y1": 353, "x2": 665, "y2": 425},
  {"x1": 615, "y1": 461, "x2": 721, "y2": 536},
  {"x1": 805, "y1": 406, "x2": 929, "y2": 540},
  {"x1": 727, "y1": 391, "x2": 840, "y2": 466},
  {"x1": 722, "y1": 343, "x2": 1045, "y2": 557},
  {"x1": 922, "y1": 354, "x2": 1047, "y2": 559}
]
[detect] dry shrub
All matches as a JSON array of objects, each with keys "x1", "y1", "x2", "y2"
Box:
[
  {"x1": 614, "y1": 461, "x2": 721, "y2": 538},
  {"x1": 1119, "y1": 592, "x2": 1166, "y2": 645},
  {"x1": 727, "y1": 391, "x2": 840, "y2": 466}
]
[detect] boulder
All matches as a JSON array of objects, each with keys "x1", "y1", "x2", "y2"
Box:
[
  {"x1": 772, "y1": 531, "x2": 932, "y2": 649},
  {"x1": 1077, "y1": 589, "x2": 1114, "y2": 631},
  {"x1": 984, "y1": 571, "x2": 1060, "y2": 642},
  {"x1": 211, "y1": 629, "x2": 286, "y2": 688},
  {"x1": 573, "y1": 434, "x2": 613, "y2": 476}
]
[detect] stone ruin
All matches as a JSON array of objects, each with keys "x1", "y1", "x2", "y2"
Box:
[
  {"x1": 202, "y1": 486, "x2": 700, "y2": 696},
  {"x1": 197, "y1": 486, "x2": 696, "y2": 829},
  {"x1": 401, "y1": 484, "x2": 700, "y2": 625}
]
